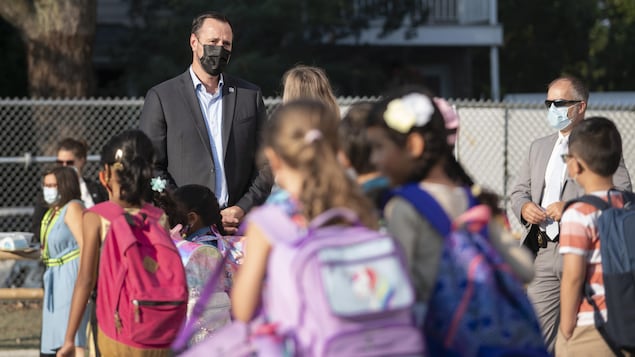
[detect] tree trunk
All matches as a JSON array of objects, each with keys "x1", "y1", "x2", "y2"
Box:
[
  {"x1": 0, "y1": 0, "x2": 97, "y2": 98},
  {"x1": 26, "y1": 30, "x2": 94, "y2": 98}
]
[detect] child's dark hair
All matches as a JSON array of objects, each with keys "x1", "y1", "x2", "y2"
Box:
[
  {"x1": 366, "y1": 86, "x2": 500, "y2": 213},
  {"x1": 339, "y1": 102, "x2": 375, "y2": 175},
  {"x1": 174, "y1": 184, "x2": 226, "y2": 235},
  {"x1": 100, "y1": 130, "x2": 154, "y2": 206},
  {"x1": 265, "y1": 99, "x2": 378, "y2": 229},
  {"x1": 569, "y1": 116, "x2": 622, "y2": 177},
  {"x1": 152, "y1": 185, "x2": 187, "y2": 229},
  {"x1": 43, "y1": 166, "x2": 81, "y2": 207}
]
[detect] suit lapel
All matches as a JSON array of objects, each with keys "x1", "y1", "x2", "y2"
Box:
[
  {"x1": 222, "y1": 78, "x2": 237, "y2": 159},
  {"x1": 179, "y1": 71, "x2": 213, "y2": 157}
]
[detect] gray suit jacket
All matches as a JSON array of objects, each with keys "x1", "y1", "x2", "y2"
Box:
[
  {"x1": 510, "y1": 132, "x2": 632, "y2": 253},
  {"x1": 139, "y1": 70, "x2": 272, "y2": 213}
]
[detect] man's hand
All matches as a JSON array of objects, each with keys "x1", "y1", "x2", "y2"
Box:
[
  {"x1": 56, "y1": 342, "x2": 75, "y2": 357},
  {"x1": 545, "y1": 201, "x2": 566, "y2": 222},
  {"x1": 221, "y1": 206, "x2": 246, "y2": 235},
  {"x1": 521, "y1": 202, "x2": 547, "y2": 225}
]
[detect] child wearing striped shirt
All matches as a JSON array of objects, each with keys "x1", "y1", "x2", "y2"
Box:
[{"x1": 557, "y1": 117, "x2": 628, "y2": 356}]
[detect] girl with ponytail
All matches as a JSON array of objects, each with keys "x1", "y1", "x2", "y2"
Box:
[
  {"x1": 364, "y1": 87, "x2": 534, "y2": 318},
  {"x1": 231, "y1": 100, "x2": 377, "y2": 322}
]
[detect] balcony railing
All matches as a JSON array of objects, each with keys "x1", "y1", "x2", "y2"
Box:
[{"x1": 351, "y1": 0, "x2": 492, "y2": 26}]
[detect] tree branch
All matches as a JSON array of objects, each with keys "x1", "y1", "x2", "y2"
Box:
[{"x1": 0, "y1": 0, "x2": 35, "y2": 31}]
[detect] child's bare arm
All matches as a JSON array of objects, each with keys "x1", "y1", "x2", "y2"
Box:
[
  {"x1": 559, "y1": 254, "x2": 586, "y2": 339},
  {"x1": 231, "y1": 223, "x2": 270, "y2": 322},
  {"x1": 58, "y1": 211, "x2": 101, "y2": 357}
]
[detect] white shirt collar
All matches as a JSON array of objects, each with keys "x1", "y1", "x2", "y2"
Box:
[{"x1": 189, "y1": 66, "x2": 224, "y2": 94}]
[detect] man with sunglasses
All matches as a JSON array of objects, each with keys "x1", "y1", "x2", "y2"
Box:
[
  {"x1": 510, "y1": 76, "x2": 632, "y2": 353},
  {"x1": 31, "y1": 138, "x2": 108, "y2": 244}
]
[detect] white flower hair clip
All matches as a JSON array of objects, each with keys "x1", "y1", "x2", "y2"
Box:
[
  {"x1": 383, "y1": 93, "x2": 435, "y2": 134},
  {"x1": 304, "y1": 129, "x2": 322, "y2": 143},
  {"x1": 151, "y1": 176, "x2": 167, "y2": 193}
]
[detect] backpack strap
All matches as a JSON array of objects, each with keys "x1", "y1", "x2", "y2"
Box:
[
  {"x1": 563, "y1": 195, "x2": 610, "y2": 213},
  {"x1": 240, "y1": 205, "x2": 302, "y2": 246},
  {"x1": 583, "y1": 284, "x2": 625, "y2": 357},
  {"x1": 87, "y1": 201, "x2": 126, "y2": 221},
  {"x1": 138, "y1": 203, "x2": 164, "y2": 222},
  {"x1": 389, "y1": 183, "x2": 452, "y2": 237},
  {"x1": 389, "y1": 183, "x2": 478, "y2": 237}
]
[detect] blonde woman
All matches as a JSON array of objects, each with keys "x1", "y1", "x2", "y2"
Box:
[{"x1": 282, "y1": 65, "x2": 340, "y2": 120}]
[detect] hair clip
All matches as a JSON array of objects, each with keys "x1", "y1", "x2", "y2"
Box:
[
  {"x1": 151, "y1": 176, "x2": 167, "y2": 193},
  {"x1": 471, "y1": 184, "x2": 482, "y2": 197},
  {"x1": 384, "y1": 93, "x2": 434, "y2": 133},
  {"x1": 112, "y1": 149, "x2": 124, "y2": 170},
  {"x1": 304, "y1": 129, "x2": 322, "y2": 143},
  {"x1": 433, "y1": 97, "x2": 460, "y2": 146}
]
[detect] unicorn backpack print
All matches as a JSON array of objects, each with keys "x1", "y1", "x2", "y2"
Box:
[{"x1": 247, "y1": 205, "x2": 425, "y2": 357}]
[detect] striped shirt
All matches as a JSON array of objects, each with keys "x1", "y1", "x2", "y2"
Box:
[{"x1": 559, "y1": 190, "x2": 624, "y2": 326}]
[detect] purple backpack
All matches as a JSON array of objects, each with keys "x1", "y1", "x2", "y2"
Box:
[
  {"x1": 390, "y1": 184, "x2": 548, "y2": 357},
  {"x1": 249, "y1": 205, "x2": 424, "y2": 356},
  {"x1": 173, "y1": 206, "x2": 424, "y2": 356}
]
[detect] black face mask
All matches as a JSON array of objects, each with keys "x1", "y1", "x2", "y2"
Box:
[{"x1": 200, "y1": 45, "x2": 231, "y2": 76}]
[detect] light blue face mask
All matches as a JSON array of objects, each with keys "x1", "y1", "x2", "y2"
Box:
[
  {"x1": 43, "y1": 187, "x2": 59, "y2": 205},
  {"x1": 546, "y1": 103, "x2": 573, "y2": 131}
]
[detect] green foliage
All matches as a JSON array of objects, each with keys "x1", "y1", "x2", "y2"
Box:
[
  {"x1": 121, "y1": 0, "x2": 423, "y2": 96},
  {"x1": 499, "y1": 0, "x2": 635, "y2": 94},
  {"x1": 5, "y1": 0, "x2": 635, "y2": 98},
  {"x1": 499, "y1": 0, "x2": 599, "y2": 93},
  {"x1": 589, "y1": 0, "x2": 635, "y2": 90}
]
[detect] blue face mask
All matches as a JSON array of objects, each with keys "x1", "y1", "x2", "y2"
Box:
[
  {"x1": 546, "y1": 104, "x2": 572, "y2": 130},
  {"x1": 43, "y1": 187, "x2": 59, "y2": 205}
]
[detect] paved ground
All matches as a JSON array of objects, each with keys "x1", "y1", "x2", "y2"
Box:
[
  {"x1": 0, "y1": 301, "x2": 41, "y2": 352},
  {"x1": 0, "y1": 349, "x2": 38, "y2": 357}
]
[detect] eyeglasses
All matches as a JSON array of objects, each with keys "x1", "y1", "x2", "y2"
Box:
[
  {"x1": 560, "y1": 153, "x2": 573, "y2": 163},
  {"x1": 55, "y1": 159, "x2": 75, "y2": 166},
  {"x1": 545, "y1": 99, "x2": 582, "y2": 108}
]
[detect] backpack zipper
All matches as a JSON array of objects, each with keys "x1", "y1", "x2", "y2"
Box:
[{"x1": 132, "y1": 299, "x2": 186, "y2": 323}]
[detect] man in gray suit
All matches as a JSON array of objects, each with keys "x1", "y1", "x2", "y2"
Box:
[
  {"x1": 140, "y1": 12, "x2": 272, "y2": 233},
  {"x1": 510, "y1": 76, "x2": 631, "y2": 353}
]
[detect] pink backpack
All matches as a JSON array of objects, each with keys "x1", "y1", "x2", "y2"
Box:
[{"x1": 89, "y1": 201, "x2": 188, "y2": 349}]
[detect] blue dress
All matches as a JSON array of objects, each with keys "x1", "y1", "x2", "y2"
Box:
[{"x1": 40, "y1": 200, "x2": 89, "y2": 354}]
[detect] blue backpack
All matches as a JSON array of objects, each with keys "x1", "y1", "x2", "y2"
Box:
[
  {"x1": 563, "y1": 190, "x2": 635, "y2": 356},
  {"x1": 390, "y1": 184, "x2": 548, "y2": 357}
]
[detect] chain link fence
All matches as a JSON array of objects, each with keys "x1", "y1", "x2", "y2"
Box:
[
  {"x1": 2, "y1": 98, "x2": 635, "y2": 288},
  {"x1": 3, "y1": 97, "x2": 635, "y2": 236}
]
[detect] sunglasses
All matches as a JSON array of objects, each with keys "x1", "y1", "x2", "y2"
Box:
[
  {"x1": 55, "y1": 159, "x2": 75, "y2": 166},
  {"x1": 560, "y1": 153, "x2": 574, "y2": 163},
  {"x1": 545, "y1": 99, "x2": 582, "y2": 108}
]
